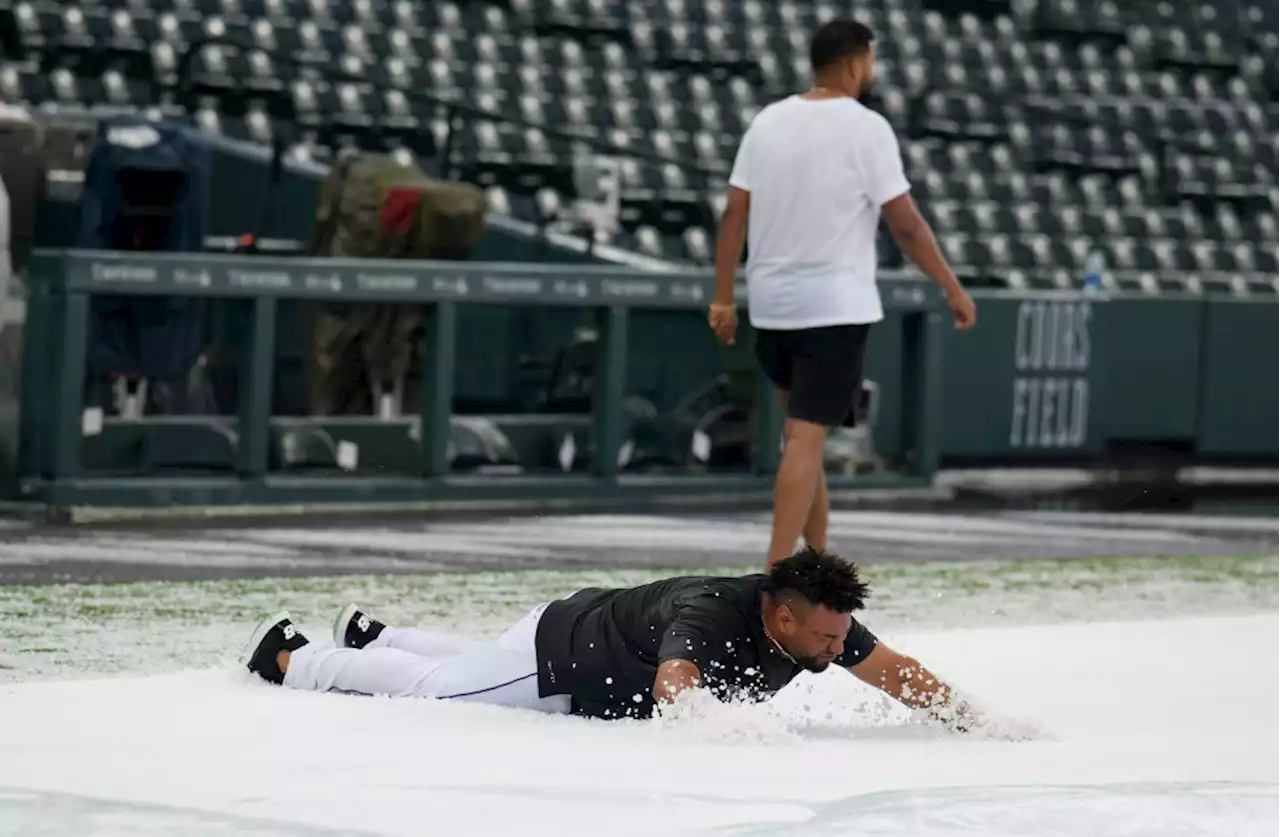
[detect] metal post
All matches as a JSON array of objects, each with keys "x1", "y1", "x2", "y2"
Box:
[
  {"x1": 592, "y1": 305, "x2": 628, "y2": 478},
  {"x1": 17, "y1": 280, "x2": 49, "y2": 481},
  {"x1": 236, "y1": 297, "x2": 276, "y2": 476},
  {"x1": 49, "y1": 293, "x2": 89, "y2": 480},
  {"x1": 917, "y1": 309, "x2": 945, "y2": 478},
  {"x1": 420, "y1": 302, "x2": 457, "y2": 477},
  {"x1": 902, "y1": 310, "x2": 943, "y2": 478}
]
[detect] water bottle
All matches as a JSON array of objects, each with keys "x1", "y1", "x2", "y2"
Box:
[{"x1": 1083, "y1": 248, "x2": 1105, "y2": 295}]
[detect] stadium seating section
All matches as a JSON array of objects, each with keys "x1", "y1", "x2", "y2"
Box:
[{"x1": 2, "y1": 0, "x2": 1277, "y2": 293}]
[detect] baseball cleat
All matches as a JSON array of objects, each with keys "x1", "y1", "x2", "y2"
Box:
[
  {"x1": 244, "y1": 610, "x2": 309, "y2": 685},
  {"x1": 333, "y1": 603, "x2": 386, "y2": 650}
]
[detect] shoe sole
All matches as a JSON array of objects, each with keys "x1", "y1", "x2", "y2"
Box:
[
  {"x1": 333, "y1": 603, "x2": 360, "y2": 648},
  {"x1": 240, "y1": 609, "x2": 292, "y2": 667}
]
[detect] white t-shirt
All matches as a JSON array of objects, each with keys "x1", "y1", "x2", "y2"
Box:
[{"x1": 728, "y1": 95, "x2": 911, "y2": 330}]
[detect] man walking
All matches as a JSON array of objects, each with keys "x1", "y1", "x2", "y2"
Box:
[
  {"x1": 242, "y1": 547, "x2": 974, "y2": 730},
  {"x1": 708, "y1": 19, "x2": 977, "y2": 568}
]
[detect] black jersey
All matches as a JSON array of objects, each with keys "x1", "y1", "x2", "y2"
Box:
[{"x1": 533, "y1": 574, "x2": 878, "y2": 720}]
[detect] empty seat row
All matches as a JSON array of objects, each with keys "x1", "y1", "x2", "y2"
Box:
[
  {"x1": 896, "y1": 60, "x2": 1233, "y2": 105},
  {"x1": 1028, "y1": 96, "x2": 1278, "y2": 140},
  {"x1": 509, "y1": 0, "x2": 957, "y2": 31},
  {"x1": 1015, "y1": 0, "x2": 1270, "y2": 41},
  {"x1": 2, "y1": 67, "x2": 153, "y2": 110},
  {"x1": 921, "y1": 200, "x2": 1276, "y2": 243},
  {"x1": 913, "y1": 170, "x2": 1132, "y2": 207},
  {"x1": 1166, "y1": 152, "x2": 1271, "y2": 186},
  {"x1": 939, "y1": 232, "x2": 1278, "y2": 273},
  {"x1": 912, "y1": 165, "x2": 1278, "y2": 209},
  {"x1": 180, "y1": 58, "x2": 764, "y2": 141},
  {"x1": 995, "y1": 266, "x2": 1277, "y2": 295},
  {"x1": 59, "y1": 0, "x2": 508, "y2": 33}
]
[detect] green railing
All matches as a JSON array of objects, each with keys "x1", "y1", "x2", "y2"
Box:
[{"x1": 14, "y1": 250, "x2": 945, "y2": 513}]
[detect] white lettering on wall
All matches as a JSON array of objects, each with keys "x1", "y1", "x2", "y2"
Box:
[{"x1": 1009, "y1": 301, "x2": 1092, "y2": 449}]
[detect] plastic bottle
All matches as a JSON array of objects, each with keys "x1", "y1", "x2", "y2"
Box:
[{"x1": 1083, "y1": 248, "x2": 1105, "y2": 295}]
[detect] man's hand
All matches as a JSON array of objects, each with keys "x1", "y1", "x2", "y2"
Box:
[
  {"x1": 653, "y1": 659, "x2": 703, "y2": 705},
  {"x1": 925, "y1": 695, "x2": 981, "y2": 734},
  {"x1": 707, "y1": 303, "x2": 739, "y2": 346},
  {"x1": 945, "y1": 286, "x2": 977, "y2": 331}
]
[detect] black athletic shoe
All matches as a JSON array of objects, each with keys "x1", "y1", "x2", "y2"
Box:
[
  {"x1": 243, "y1": 610, "x2": 309, "y2": 685},
  {"x1": 333, "y1": 603, "x2": 386, "y2": 649}
]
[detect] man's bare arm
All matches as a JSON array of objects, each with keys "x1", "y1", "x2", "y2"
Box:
[
  {"x1": 653, "y1": 659, "x2": 703, "y2": 705},
  {"x1": 707, "y1": 186, "x2": 750, "y2": 345},
  {"x1": 849, "y1": 643, "x2": 973, "y2": 730},
  {"x1": 880, "y1": 194, "x2": 961, "y2": 295},
  {"x1": 881, "y1": 194, "x2": 976, "y2": 330},
  {"x1": 712, "y1": 187, "x2": 750, "y2": 306}
]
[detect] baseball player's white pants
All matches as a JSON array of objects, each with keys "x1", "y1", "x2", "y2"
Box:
[{"x1": 282, "y1": 603, "x2": 571, "y2": 713}]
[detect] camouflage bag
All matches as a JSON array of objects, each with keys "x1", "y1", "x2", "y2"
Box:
[
  {"x1": 307, "y1": 152, "x2": 487, "y2": 260},
  {"x1": 304, "y1": 153, "x2": 488, "y2": 415}
]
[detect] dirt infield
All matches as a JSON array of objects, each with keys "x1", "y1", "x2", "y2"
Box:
[{"x1": 0, "y1": 508, "x2": 1273, "y2": 585}]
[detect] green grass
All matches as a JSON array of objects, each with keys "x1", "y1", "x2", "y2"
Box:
[{"x1": 0, "y1": 554, "x2": 1275, "y2": 683}]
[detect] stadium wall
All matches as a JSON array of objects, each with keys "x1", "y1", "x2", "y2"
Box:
[{"x1": 0, "y1": 249, "x2": 1273, "y2": 519}]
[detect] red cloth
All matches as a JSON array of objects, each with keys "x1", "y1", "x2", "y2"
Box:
[{"x1": 380, "y1": 187, "x2": 424, "y2": 236}]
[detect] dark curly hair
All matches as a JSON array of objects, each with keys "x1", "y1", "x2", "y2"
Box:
[
  {"x1": 764, "y1": 547, "x2": 870, "y2": 613},
  {"x1": 809, "y1": 19, "x2": 875, "y2": 73}
]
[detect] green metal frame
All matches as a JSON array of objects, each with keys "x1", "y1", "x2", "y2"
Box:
[{"x1": 17, "y1": 250, "x2": 945, "y2": 513}]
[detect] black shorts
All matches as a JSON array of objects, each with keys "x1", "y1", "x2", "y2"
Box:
[{"x1": 754, "y1": 323, "x2": 871, "y2": 427}]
